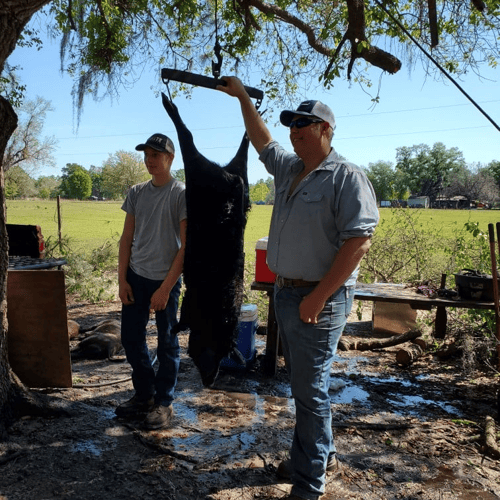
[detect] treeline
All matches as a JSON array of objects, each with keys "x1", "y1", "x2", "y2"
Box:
[
  {"x1": 244, "y1": 142, "x2": 500, "y2": 207},
  {"x1": 364, "y1": 142, "x2": 500, "y2": 207},
  {"x1": 5, "y1": 142, "x2": 500, "y2": 206},
  {"x1": 4, "y1": 152, "x2": 182, "y2": 200},
  {"x1": 5, "y1": 153, "x2": 277, "y2": 202}
]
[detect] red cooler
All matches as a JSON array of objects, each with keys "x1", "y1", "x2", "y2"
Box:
[{"x1": 255, "y1": 237, "x2": 276, "y2": 283}]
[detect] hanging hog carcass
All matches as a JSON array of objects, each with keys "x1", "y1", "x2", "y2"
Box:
[{"x1": 161, "y1": 93, "x2": 252, "y2": 387}]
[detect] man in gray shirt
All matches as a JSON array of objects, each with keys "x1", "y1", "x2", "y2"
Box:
[{"x1": 218, "y1": 78, "x2": 379, "y2": 500}]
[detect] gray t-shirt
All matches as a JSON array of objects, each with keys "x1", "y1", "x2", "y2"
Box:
[{"x1": 121, "y1": 179, "x2": 186, "y2": 281}]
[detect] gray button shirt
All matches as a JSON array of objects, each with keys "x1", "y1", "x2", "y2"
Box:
[{"x1": 259, "y1": 141, "x2": 379, "y2": 285}]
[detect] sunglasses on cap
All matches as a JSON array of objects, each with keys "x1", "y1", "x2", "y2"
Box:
[{"x1": 289, "y1": 117, "x2": 324, "y2": 129}]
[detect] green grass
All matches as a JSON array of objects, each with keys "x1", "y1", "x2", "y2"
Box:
[
  {"x1": 6, "y1": 200, "x2": 126, "y2": 253},
  {"x1": 6, "y1": 200, "x2": 274, "y2": 257},
  {"x1": 6, "y1": 200, "x2": 496, "y2": 257},
  {"x1": 377, "y1": 207, "x2": 496, "y2": 241},
  {"x1": 244, "y1": 205, "x2": 273, "y2": 263}
]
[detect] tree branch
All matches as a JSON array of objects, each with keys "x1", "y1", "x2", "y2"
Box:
[
  {"x1": 428, "y1": 0, "x2": 439, "y2": 48},
  {"x1": 235, "y1": 0, "x2": 261, "y2": 31},
  {"x1": 471, "y1": 0, "x2": 486, "y2": 13},
  {"x1": 66, "y1": 0, "x2": 77, "y2": 31},
  {"x1": 343, "y1": 0, "x2": 401, "y2": 78},
  {"x1": 245, "y1": 0, "x2": 336, "y2": 57},
  {"x1": 94, "y1": 0, "x2": 115, "y2": 71},
  {"x1": 244, "y1": 0, "x2": 401, "y2": 78}
]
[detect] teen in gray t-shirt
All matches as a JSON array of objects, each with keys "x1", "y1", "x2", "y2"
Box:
[{"x1": 116, "y1": 133, "x2": 187, "y2": 431}]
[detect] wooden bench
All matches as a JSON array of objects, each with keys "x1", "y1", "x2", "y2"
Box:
[{"x1": 251, "y1": 281, "x2": 496, "y2": 375}]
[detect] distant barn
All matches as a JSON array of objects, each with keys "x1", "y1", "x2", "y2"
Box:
[
  {"x1": 433, "y1": 196, "x2": 472, "y2": 209},
  {"x1": 407, "y1": 196, "x2": 429, "y2": 208}
]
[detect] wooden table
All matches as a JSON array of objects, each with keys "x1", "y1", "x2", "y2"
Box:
[
  {"x1": 251, "y1": 281, "x2": 496, "y2": 375},
  {"x1": 353, "y1": 282, "x2": 495, "y2": 311}
]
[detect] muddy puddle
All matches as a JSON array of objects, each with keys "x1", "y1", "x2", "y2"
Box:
[{"x1": 328, "y1": 353, "x2": 463, "y2": 419}]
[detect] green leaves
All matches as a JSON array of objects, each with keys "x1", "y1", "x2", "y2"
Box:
[
  {"x1": 356, "y1": 40, "x2": 370, "y2": 54},
  {"x1": 30, "y1": 0, "x2": 500, "y2": 118}
]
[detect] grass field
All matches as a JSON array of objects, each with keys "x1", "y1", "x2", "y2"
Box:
[
  {"x1": 6, "y1": 200, "x2": 496, "y2": 254},
  {"x1": 5, "y1": 200, "x2": 274, "y2": 263},
  {"x1": 6, "y1": 200, "x2": 125, "y2": 253},
  {"x1": 377, "y1": 207, "x2": 496, "y2": 242}
]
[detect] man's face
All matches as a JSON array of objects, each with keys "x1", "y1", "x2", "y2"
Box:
[
  {"x1": 143, "y1": 147, "x2": 173, "y2": 176},
  {"x1": 288, "y1": 115, "x2": 326, "y2": 156}
]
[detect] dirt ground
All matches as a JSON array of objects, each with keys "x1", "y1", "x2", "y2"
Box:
[{"x1": 1, "y1": 298, "x2": 500, "y2": 500}]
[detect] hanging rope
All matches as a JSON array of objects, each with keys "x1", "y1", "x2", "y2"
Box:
[{"x1": 212, "y1": 0, "x2": 223, "y2": 78}]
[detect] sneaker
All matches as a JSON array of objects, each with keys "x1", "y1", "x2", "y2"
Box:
[
  {"x1": 143, "y1": 404, "x2": 174, "y2": 430},
  {"x1": 115, "y1": 395, "x2": 154, "y2": 418},
  {"x1": 277, "y1": 455, "x2": 340, "y2": 480}
]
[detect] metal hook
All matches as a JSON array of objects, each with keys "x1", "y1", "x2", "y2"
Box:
[
  {"x1": 212, "y1": 39, "x2": 223, "y2": 79},
  {"x1": 162, "y1": 77, "x2": 173, "y2": 101}
]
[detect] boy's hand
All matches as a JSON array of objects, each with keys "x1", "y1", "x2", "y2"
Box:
[
  {"x1": 150, "y1": 288, "x2": 170, "y2": 311},
  {"x1": 119, "y1": 281, "x2": 135, "y2": 305}
]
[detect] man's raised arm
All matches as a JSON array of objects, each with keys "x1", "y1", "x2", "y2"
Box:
[{"x1": 217, "y1": 76, "x2": 273, "y2": 154}]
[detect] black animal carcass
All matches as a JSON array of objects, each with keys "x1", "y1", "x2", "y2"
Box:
[{"x1": 162, "y1": 93, "x2": 251, "y2": 387}]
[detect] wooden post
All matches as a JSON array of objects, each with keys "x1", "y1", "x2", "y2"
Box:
[
  {"x1": 434, "y1": 273, "x2": 447, "y2": 338},
  {"x1": 264, "y1": 289, "x2": 279, "y2": 376},
  {"x1": 488, "y1": 224, "x2": 500, "y2": 371},
  {"x1": 57, "y1": 195, "x2": 62, "y2": 252}
]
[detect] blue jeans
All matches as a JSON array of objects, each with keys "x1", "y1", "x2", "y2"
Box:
[
  {"x1": 274, "y1": 284, "x2": 354, "y2": 500},
  {"x1": 121, "y1": 268, "x2": 181, "y2": 406}
]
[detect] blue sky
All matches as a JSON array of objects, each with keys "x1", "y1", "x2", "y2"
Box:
[{"x1": 7, "y1": 28, "x2": 500, "y2": 186}]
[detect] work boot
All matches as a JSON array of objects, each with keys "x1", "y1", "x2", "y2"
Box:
[
  {"x1": 277, "y1": 454, "x2": 340, "y2": 480},
  {"x1": 115, "y1": 395, "x2": 154, "y2": 418},
  {"x1": 143, "y1": 404, "x2": 174, "y2": 430}
]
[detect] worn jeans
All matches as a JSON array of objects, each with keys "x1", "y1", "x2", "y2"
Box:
[
  {"x1": 274, "y1": 284, "x2": 354, "y2": 500},
  {"x1": 121, "y1": 268, "x2": 181, "y2": 406}
]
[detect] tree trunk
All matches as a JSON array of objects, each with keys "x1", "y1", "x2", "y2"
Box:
[
  {"x1": 0, "y1": 1, "x2": 52, "y2": 70},
  {"x1": 0, "y1": 95, "x2": 18, "y2": 433},
  {"x1": 0, "y1": 0, "x2": 52, "y2": 432}
]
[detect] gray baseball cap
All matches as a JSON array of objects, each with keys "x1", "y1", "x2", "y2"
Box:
[
  {"x1": 136, "y1": 133, "x2": 175, "y2": 154},
  {"x1": 280, "y1": 100, "x2": 336, "y2": 132}
]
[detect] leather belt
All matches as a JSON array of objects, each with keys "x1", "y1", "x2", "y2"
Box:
[{"x1": 276, "y1": 275, "x2": 320, "y2": 288}]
